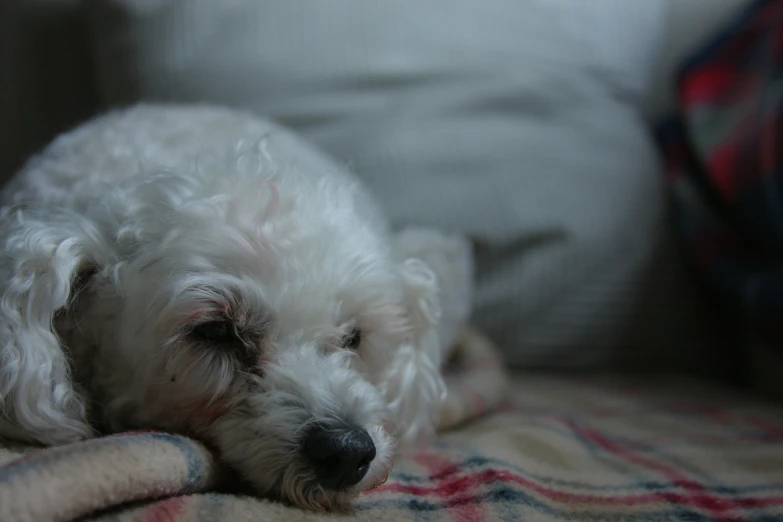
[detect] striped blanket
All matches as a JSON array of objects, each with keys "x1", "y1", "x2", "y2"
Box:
[{"x1": 3, "y1": 332, "x2": 783, "y2": 521}]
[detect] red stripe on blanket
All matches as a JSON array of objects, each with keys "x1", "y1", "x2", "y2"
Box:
[
  {"x1": 378, "y1": 467, "x2": 783, "y2": 510},
  {"x1": 417, "y1": 451, "x2": 487, "y2": 522},
  {"x1": 137, "y1": 496, "x2": 189, "y2": 522},
  {"x1": 109, "y1": 430, "x2": 160, "y2": 438},
  {"x1": 747, "y1": 415, "x2": 783, "y2": 440},
  {"x1": 574, "y1": 425, "x2": 750, "y2": 520},
  {"x1": 3, "y1": 449, "x2": 45, "y2": 467}
]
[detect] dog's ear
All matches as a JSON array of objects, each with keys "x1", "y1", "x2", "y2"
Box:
[
  {"x1": 0, "y1": 206, "x2": 107, "y2": 444},
  {"x1": 381, "y1": 227, "x2": 475, "y2": 443},
  {"x1": 380, "y1": 253, "x2": 447, "y2": 444}
]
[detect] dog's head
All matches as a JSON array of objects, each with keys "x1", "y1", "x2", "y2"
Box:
[{"x1": 0, "y1": 153, "x2": 445, "y2": 510}]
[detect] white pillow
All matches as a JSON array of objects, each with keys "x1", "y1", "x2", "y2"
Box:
[{"x1": 87, "y1": 0, "x2": 732, "y2": 373}]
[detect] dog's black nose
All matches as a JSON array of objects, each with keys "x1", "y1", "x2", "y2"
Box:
[{"x1": 302, "y1": 424, "x2": 376, "y2": 491}]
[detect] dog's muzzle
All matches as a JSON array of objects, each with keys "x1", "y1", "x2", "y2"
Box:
[{"x1": 302, "y1": 422, "x2": 376, "y2": 491}]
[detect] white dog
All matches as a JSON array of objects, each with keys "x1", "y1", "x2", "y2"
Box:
[{"x1": 0, "y1": 104, "x2": 473, "y2": 510}]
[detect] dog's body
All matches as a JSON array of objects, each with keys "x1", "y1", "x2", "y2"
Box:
[{"x1": 0, "y1": 105, "x2": 472, "y2": 510}]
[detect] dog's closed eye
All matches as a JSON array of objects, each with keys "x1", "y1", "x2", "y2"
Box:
[
  {"x1": 342, "y1": 328, "x2": 362, "y2": 350},
  {"x1": 190, "y1": 320, "x2": 238, "y2": 344},
  {"x1": 189, "y1": 319, "x2": 263, "y2": 371}
]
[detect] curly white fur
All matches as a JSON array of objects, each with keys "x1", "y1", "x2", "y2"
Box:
[{"x1": 0, "y1": 104, "x2": 472, "y2": 511}]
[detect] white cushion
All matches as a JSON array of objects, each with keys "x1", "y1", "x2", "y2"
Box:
[{"x1": 86, "y1": 0, "x2": 732, "y2": 373}]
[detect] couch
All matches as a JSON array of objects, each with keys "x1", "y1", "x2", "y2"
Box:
[{"x1": 2, "y1": 1, "x2": 783, "y2": 521}]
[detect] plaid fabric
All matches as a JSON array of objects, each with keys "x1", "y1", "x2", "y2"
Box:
[
  {"x1": 658, "y1": 0, "x2": 783, "y2": 350},
  {"x1": 4, "y1": 366, "x2": 783, "y2": 520},
  {"x1": 10, "y1": 375, "x2": 783, "y2": 522}
]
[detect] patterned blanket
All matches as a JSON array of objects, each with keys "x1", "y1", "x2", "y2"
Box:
[
  {"x1": 3, "y1": 324, "x2": 783, "y2": 521},
  {"x1": 658, "y1": 0, "x2": 783, "y2": 349}
]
